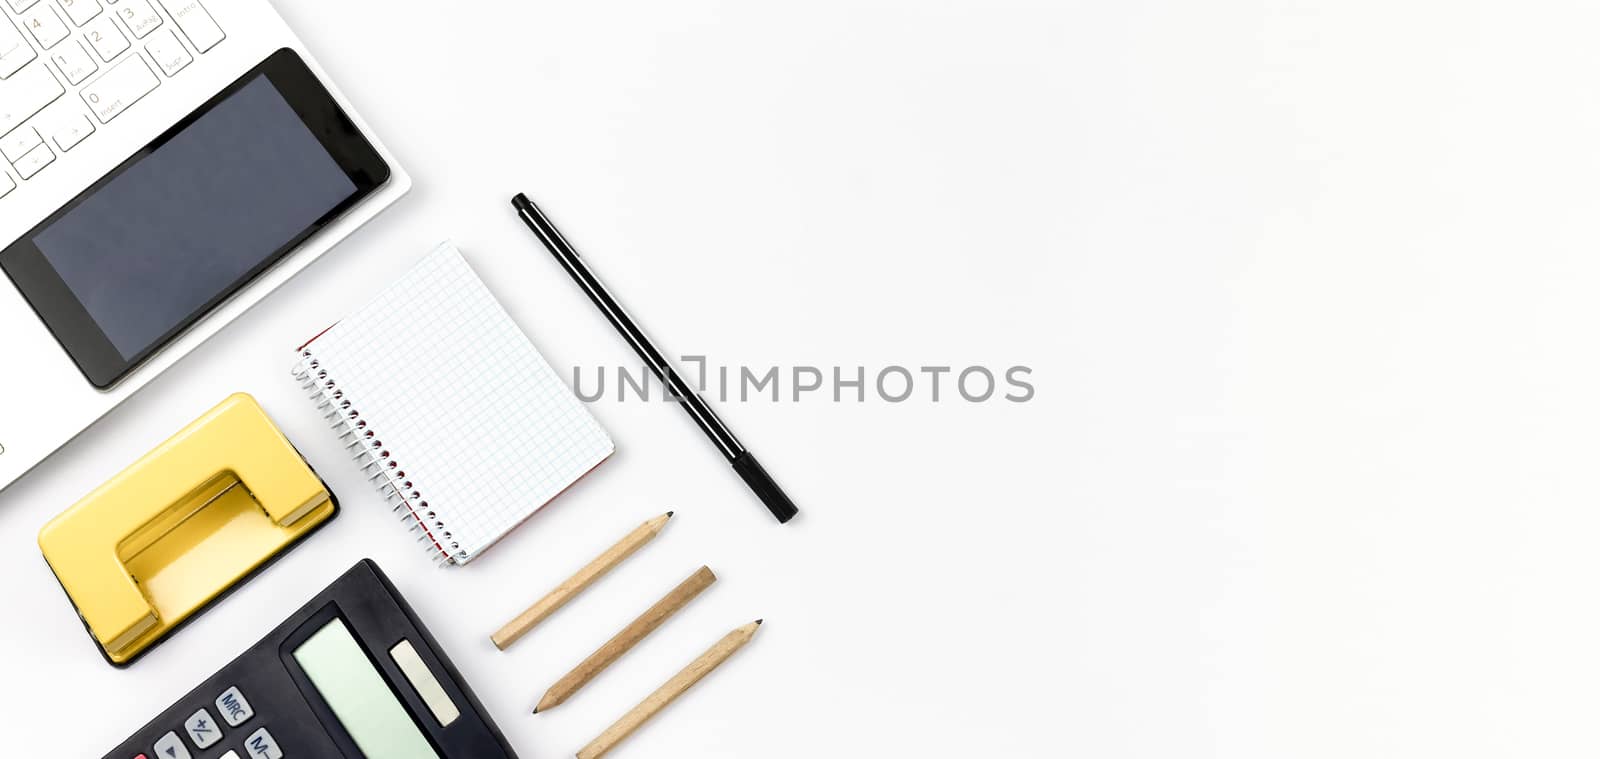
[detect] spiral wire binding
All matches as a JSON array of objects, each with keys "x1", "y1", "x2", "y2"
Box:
[{"x1": 293, "y1": 350, "x2": 468, "y2": 566}]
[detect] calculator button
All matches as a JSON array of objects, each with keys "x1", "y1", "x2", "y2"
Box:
[
  {"x1": 391, "y1": 639, "x2": 460, "y2": 726},
  {"x1": 153, "y1": 731, "x2": 192, "y2": 759},
  {"x1": 215, "y1": 686, "x2": 254, "y2": 726},
  {"x1": 184, "y1": 708, "x2": 222, "y2": 749},
  {"x1": 243, "y1": 727, "x2": 283, "y2": 759},
  {"x1": 219, "y1": 753, "x2": 241, "y2": 759}
]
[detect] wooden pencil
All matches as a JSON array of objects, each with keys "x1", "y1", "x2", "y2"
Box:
[
  {"x1": 491, "y1": 512, "x2": 674, "y2": 650},
  {"x1": 535, "y1": 565, "x2": 717, "y2": 713},
  {"x1": 576, "y1": 620, "x2": 763, "y2": 759}
]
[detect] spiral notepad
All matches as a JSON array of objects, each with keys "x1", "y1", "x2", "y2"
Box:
[{"x1": 291, "y1": 243, "x2": 614, "y2": 566}]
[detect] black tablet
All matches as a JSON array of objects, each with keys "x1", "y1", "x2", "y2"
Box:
[{"x1": 0, "y1": 48, "x2": 390, "y2": 389}]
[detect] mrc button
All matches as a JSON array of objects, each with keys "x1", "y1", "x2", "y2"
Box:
[{"x1": 215, "y1": 686, "x2": 254, "y2": 727}]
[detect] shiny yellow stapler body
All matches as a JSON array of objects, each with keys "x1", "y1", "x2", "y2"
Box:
[{"x1": 39, "y1": 393, "x2": 338, "y2": 666}]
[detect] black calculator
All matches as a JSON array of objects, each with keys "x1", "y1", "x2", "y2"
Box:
[{"x1": 108, "y1": 560, "x2": 518, "y2": 759}]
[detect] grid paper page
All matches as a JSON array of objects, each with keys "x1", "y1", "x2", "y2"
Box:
[{"x1": 299, "y1": 243, "x2": 613, "y2": 563}]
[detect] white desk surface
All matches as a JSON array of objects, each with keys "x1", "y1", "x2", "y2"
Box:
[{"x1": 5, "y1": 1, "x2": 1600, "y2": 756}]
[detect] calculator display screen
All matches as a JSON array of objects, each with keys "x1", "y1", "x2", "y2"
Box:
[{"x1": 292, "y1": 618, "x2": 440, "y2": 759}]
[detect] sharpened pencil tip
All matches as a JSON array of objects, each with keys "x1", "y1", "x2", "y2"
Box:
[
  {"x1": 756, "y1": 619, "x2": 764, "y2": 625},
  {"x1": 531, "y1": 707, "x2": 539, "y2": 714},
  {"x1": 667, "y1": 511, "x2": 675, "y2": 517}
]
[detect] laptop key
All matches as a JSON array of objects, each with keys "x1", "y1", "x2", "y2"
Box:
[
  {"x1": 51, "y1": 40, "x2": 98, "y2": 84},
  {"x1": 21, "y1": 4, "x2": 69, "y2": 49},
  {"x1": 59, "y1": 0, "x2": 103, "y2": 26},
  {"x1": 114, "y1": 0, "x2": 161, "y2": 39},
  {"x1": 157, "y1": 0, "x2": 221, "y2": 53},
  {"x1": 83, "y1": 15, "x2": 128, "y2": 61},
  {"x1": 0, "y1": 125, "x2": 40, "y2": 161},
  {"x1": 0, "y1": 171, "x2": 14, "y2": 198},
  {"x1": 144, "y1": 27, "x2": 188, "y2": 76},
  {"x1": 81, "y1": 53, "x2": 157, "y2": 123},
  {"x1": 0, "y1": 62, "x2": 63, "y2": 137},
  {"x1": 0, "y1": 16, "x2": 37, "y2": 79},
  {"x1": 50, "y1": 112, "x2": 92, "y2": 150},
  {"x1": 5, "y1": 0, "x2": 40, "y2": 13},
  {"x1": 15, "y1": 141, "x2": 53, "y2": 178}
]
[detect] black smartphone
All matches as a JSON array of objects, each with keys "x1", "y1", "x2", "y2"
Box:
[{"x1": 0, "y1": 48, "x2": 391, "y2": 389}]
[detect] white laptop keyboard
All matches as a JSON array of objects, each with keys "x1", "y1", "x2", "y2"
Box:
[{"x1": 0, "y1": 0, "x2": 223, "y2": 202}]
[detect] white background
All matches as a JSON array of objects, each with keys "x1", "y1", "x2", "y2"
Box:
[{"x1": 4, "y1": 0, "x2": 1599, "y2": 756}]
